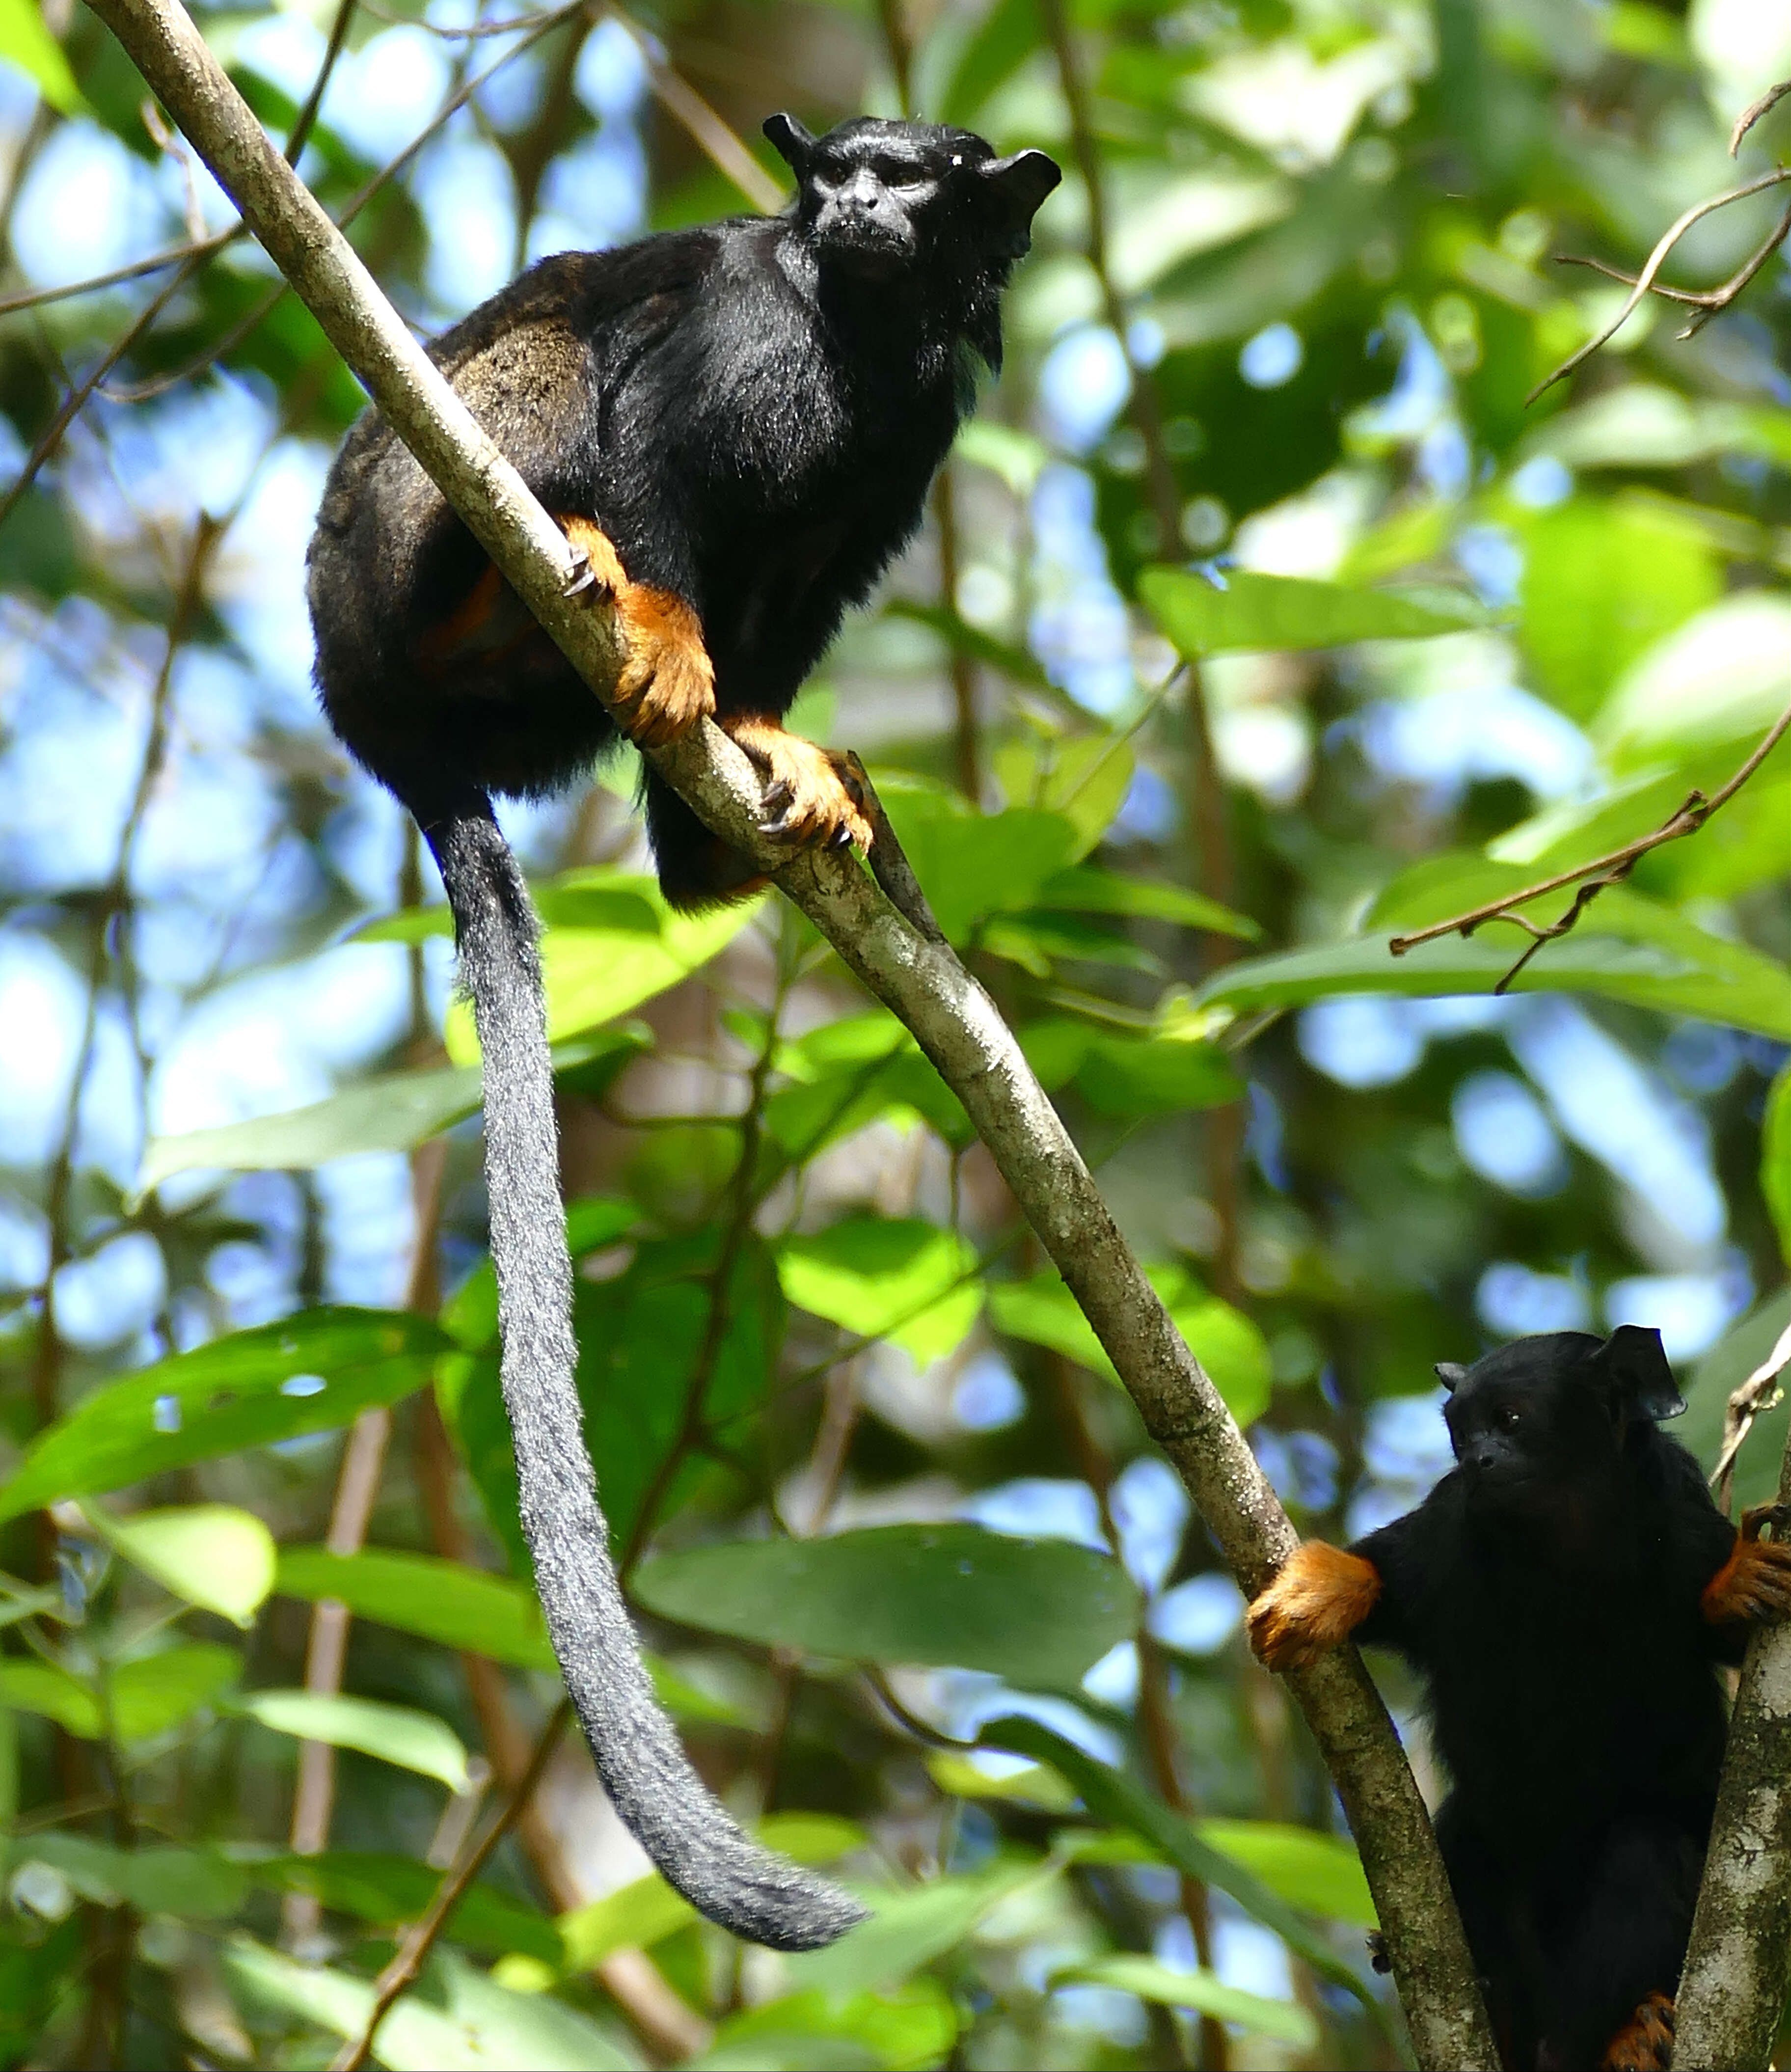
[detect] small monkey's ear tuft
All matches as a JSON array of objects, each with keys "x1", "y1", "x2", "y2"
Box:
[
  {"x1": 1594, "y1": 1324, "x2": 1685, "y2": 1421},
  {"x1": 980, "y1": 147, "x2": 1062, "y2": 225},
  {"x1": 764, "y1": 113, "x2": 816, "y2": 177},
  {"x1": 1435, "y1": 1362, "x2": 1469, "y2": 1393}
]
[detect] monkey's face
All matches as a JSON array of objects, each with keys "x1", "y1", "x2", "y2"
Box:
[
  {"x1": 1437, "y1": 1326, "x2": 1685, "y2": 1519},
  {"x1": 764, "y1": 114, "x2": 1060, "y2": 282}
]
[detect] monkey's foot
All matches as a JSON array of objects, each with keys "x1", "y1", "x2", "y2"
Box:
[
  {"x1": 1247, "y1": 1543, "x2": 1381, "y2": 1673},
  {"x1": 558, "y1": 516, "x2": 715, "y2": 747},
  {"x1": 1600, "y1": 1991, "x2": 1673, "y2": 2072},
  {"x1": 722, "y1": 716, "x2": 874, "y2": 855},
  {"x1": 1703, "y1": 1502, "x2": 1791, "y2": 1625}
]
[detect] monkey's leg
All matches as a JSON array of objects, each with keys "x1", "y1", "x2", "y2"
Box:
[
  {"x1": 1246, "y1": 1543, "x2": 1381, "y2": 1672},
  {"x1": 1702, "y1": 1501, "x2": 1791, "y2": 1625},
  {"x1": 719, "y1": 714, "x2": 875, "y2": 855},
  {"x1": 1600, "y1": 1994, "x2": 1675, "y2": 2072},
  {"x1": 559, "y1": 515, "x2": 714, "y2": 747}
]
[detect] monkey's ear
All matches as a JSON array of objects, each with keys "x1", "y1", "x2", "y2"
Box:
[
  {"x1": 764, "y1": 113, "x2": 817, "y2": 178},
  {"x1": 980, "y1": 148, "x2": 1062, "y2": 226},
  {"x1": 1595, "y1": 1324, "x2": 1685, "y2": 1421},
  {"x1": 1435, "y1": 1362, "x2": 1469, "y2": 1393}
]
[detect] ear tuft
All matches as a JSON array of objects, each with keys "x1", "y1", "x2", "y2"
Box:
[
  {"x1": 763, "y1": 113, "x2": 816, "y2": 177},
  {"x1": 1435, "y1": 1362, "x2": 1469, "y2": 1393},
  {"x1": 1597, "y1": 1324, "x2": 1685, "y2": 1421},
  {"x1": 980, "y1": 147, "x2": 1062, "y2": 226}
]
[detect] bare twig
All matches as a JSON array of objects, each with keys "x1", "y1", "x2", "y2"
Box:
[
  {"x1": 1387, "y1": 695, "x2": 1791, "y2": 985},
  {"x1": 1733, "y1": 78, "x2": 1791, "y2": 158},
  {"x1": 1529, "y1": 167, "x2": 1791, "y2": 402},
  {"x1": 83, "y1": 3, "x2": 1495, "y2": 2054},
  {"x1": 329, "y1": 1698, "x2": 572, "y2": 2072},
  {"x1": 1711, "y1": 1318, "x2": 1791, "y2": 1514},
  {"x1": 607, "y1": 10, "x2": 783, "y2": 215}
]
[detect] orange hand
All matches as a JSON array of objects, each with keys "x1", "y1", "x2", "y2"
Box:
[
  {"x1": 1247, "y1": 1543, "x2": 1381, "y2": 1673},
  {"x1": 1702, "y1": 1503, "x2": 1791, "y2": 1625},
  {"x1": 1600, "y1": 1991, "x2": 1674, "y2": 2072},
  {"x1": 559, "y1": 515, "x2": 715, "y2": 747}
]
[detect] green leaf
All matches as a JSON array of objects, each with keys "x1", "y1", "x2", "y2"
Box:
[
  {"x1": 990, "y1": 1266, "x2": 1270, "y2": 1425},
  {"x1": 443, "y1": 872, "x2": 763, "y2": 1062},
  {"x1": 1032, "y1": 864, "x2": 1260, "y2": 940},
  {"x1": 1199, "y1": 859, "x2": 1791, "y2": 1041},
  {"x1": 223, "y1": 1936, "x2": 632, "y2": 2071},
  {"x1": 1073, "y1": 1031, "x2": 1243, "y2": 1120},
  {"x1": 874, "y1": 780, "x2": 1080, "y2": 941},
  {"x1": 1765, "y1": 1067, "x2": 1791, "y2": 1270},
  {"x1": 768, "y1": 1018, "x2": 972, "y2": 1157},
  {"x1": 0, "y1": 0, "x2": 83, "y2": 111},
  {"x1": 1592, "y1": 592, "x2": 1791, "y2": 771},
  {"x1": 0, "y1": 1918, "x2": 80, "y2": 2060},
  {"x1": 980, "y1": 1717, "x2": 1381, "y2": 2017},
  {"x1": 777, "y1": 1217, "x2": 981, "y2": 1365},
  {"x1": 926, "y1": 1751, "x2": 1078, "y2": 1812},
  {"x1": 941, "y1": 0, "x2": 1037, "y2": 123},
  {"x1": 559, "y1": 1873, "x2": 697, "y2": 1969},
  {"x1": 233, "y1": 1689, "x2": 471, "y2": 1791},
  {"x1": 0, "y1": 1643, "x2": 242, "y2": 1742},
  {"x1": 1195, "y1": 1818, "x2": 1376, "y2": 1928},
  {"x1": 87, "y1": 1503, "x2": 275, "y2": 1628},
  {"x1": 137, "y1": 1063, "x2": 483, "y2": 1193},
  {"x1": 273, "y1": 1548, "x2": 556, "y2": 1672},
  {"x1": 697, "y1": 1982, "x2": 956, "y2": 2072},
  {"x1": 1139, "y1": 566, "x2": 1492, "y2": 659},
  {"x1": 990, "y1": 734, "x2": 1137, "y2": 859},
  {"x1": 1052, "y1": 1955, "x2": 1318, "y2": 2046},
  {"x1": 435, "y1": 1351, "x2": 529, "y2": 1577},
  {"x1": 786, "y1": 1867, "x2": 1039, "y2": 1997},
  {"x1": 251, "y1": 1853, "x2": 560, "y2": 1963},
  {"x1": 0, "y1": 1309, "x2": 446, "y2": 1522},
  {"x1": 16, "y1": 1832, "x2": 246, "y2": 1918},
  {"x1": 634, "y1": 1524, "x2": 1139, "y2": 1687},
  {"x1": 1513, "y1": 496, "x2": 1720, "y2": 722}
]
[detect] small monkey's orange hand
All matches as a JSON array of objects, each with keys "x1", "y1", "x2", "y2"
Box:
[{"x1": 1248, "y1": 1543, "x2": 1382, "y2": 1672}]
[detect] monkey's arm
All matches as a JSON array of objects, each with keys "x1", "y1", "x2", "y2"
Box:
[
  {"x1": 1248, "y1": 1509, "x2": 1434, "y2": 1673},
  {"x1": 1700, "y1": 1501, "x2": 1791, "y2": 1661}
]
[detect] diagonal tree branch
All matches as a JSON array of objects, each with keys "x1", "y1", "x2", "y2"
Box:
[{"x1": 78, "y1": 0, "x2": 1497, "y2": 2057}]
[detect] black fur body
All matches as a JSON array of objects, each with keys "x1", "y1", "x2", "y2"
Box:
[
  {"x1": 1352, "y1": 1330, "x2": 1744, "y2": 2070},
  {"x1": 303, "y1": 115, "x2": 1058, "y2": 1953}
]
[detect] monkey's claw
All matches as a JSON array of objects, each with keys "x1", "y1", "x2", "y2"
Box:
[
  {"x1": 724, "y1": 717, "x2": 874, "y2": 857},
  {"x1": 1600, "y1": 1991, "x2": 1674, "y2": 2072},
  {"x1": 1704, "y1": 1510, "x2": 1791, "y2": 1624},
  {"x1": 562, "y1": 546, "x2": 601, "y2": 599},
  {"x1": 1247, "y1": 1543, "x2": 1381, "y2": 1673}
]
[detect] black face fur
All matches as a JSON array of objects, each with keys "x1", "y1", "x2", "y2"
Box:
[
  {"x1": 765, "y1": 114, "x2": 1060, "y2": 290},
  {"x1": 1437, "y1": 1325, "x2": 1686, "y2": 1517}
]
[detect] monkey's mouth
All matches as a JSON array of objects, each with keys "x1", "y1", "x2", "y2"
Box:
[{"x1": 813, "y1": 213, "x2": 916, "y2": 276}]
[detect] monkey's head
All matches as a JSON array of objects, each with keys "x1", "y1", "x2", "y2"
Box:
[
  {"x1": 1437, "y1": 1325, "x2": 1684, "y2": 1518},
  {"x1": 764, "y1": 113, "x2": 1060, "y2": 285}
]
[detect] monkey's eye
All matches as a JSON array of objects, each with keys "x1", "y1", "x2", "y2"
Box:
[{"x1": 1499, "y1": 1407, "x2": 1521, "y2": 1431}]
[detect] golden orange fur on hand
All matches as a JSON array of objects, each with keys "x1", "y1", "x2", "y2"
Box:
[{"x1": 1247, "y1": 1542, "x2": 1381, "y2": 1673}]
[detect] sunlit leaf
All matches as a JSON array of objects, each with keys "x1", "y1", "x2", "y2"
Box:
[
  {"x1": 1052, "y1": 1955, "x2": 1318, "y2": 2045},
  {"x1": 634, "y1": 1524, "x2": 1138, "y2": 1686},
  {"x1": 990, "y1": 733, "x2": 1137, "y2": 859},
  {"x1": 233, "y1": 1690, "x2": 471, "y2": 1791},
  {"x1": 874, "y1": 779, "x2": 1081, "y2": 940},
  {"x1": 1196, "y1": 1818, "x2": 1376, "y2": 1928},
  {"x1": 777, "y1": 1216, "x2": 981, "y2": 1365},
  {"x1": 1140, "y1": 566, "x2": 1492, "y2": 658},
  {"x1": 274, "y1": 1547, "x2": 556, "y2": 1672},
  {"x1": 698, "y1": 1981, "x2": 956, "y2": 2072},
  {"x1": 0, "y1": 1659, "x2": 99, "y2": 1738},
  {"x1": 0, "y1": 0, "x2": 83, "y2": 111},
  {"x1": 1592, "y1": 592, "x2": 1791, "y2": 770},
  {"x1": 980, "y1": 1716, "x2": 1380, "y2": 2014},
  {"x1": 87, "y1": 1503, "x2": 276, "y2": 1628},
  {"x1": 0, "y1": 1310, "x2": 446, "y2": 1522},
  {"x1": 223, "y1": 1936, "x2": 631, "y2": 2071},
  {"x1": 1, "y1": 1644, "x2": 242, "y2": 1743},
  {"x1": 787, "y1": 1867, "x2": 1042, "y2": 1997},
  {"x1": 441, "y1": 872, "x2": 763, "y2": 1062},
  {"x1": 1032, "y1": 863, "x2": 1260, "y2": 939},
  {"x1": 990, "y1": 1265, "x2": 1270, "y2": 1424}
]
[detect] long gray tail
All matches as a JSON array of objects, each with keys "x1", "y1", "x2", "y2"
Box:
[{"x1": 423, "y1": 804, "x2": 864, "y2": 1952}]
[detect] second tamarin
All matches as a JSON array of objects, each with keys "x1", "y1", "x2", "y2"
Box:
[
  {"x1": 306, "y1": 117, "x2": 1059, "y2": 1952},
  {"x1": 1248, "y1": 1327, "x2": 1791, "y2": 2072}
]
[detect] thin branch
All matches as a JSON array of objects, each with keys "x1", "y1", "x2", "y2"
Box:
[
  {"x1": 329, "y1": 1698, "x2": 572, "y2": 2072},
  {"x1": 84, "y1": 3, "x2": 1496, "y2": 2056},
  {"x1": 1733, "y1": 78, "x2": 1791, "y2": 158},
  {"x1": 606, "y1": 9, "x2": 783, "y2": 215},
  {"x1": 1387, "y1": 694, "x2": 1791, "y2": 985},
  {"x1": 1555, "y1": 196, "x2": 1791, "y2": 342},
  {"x1": 1710, "y1": 1318, "x2": 1791, "y2": 1514},
  {"x1": 1528, "y1": 167, "x2": 1791, "y2": 403}
]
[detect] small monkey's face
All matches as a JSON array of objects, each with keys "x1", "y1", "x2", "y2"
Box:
[
  {"x1": 764, "y1": 115, "x2": 1060, "y2": 281},
  {"x1": 1438, "y1": 1326, "x2": 1684, "y2": 1517}
]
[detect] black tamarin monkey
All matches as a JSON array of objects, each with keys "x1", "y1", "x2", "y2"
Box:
[
  {"x1": 305, "y1": 116, "x2": 1060, "y2": 1951},
  {"x1": 1248, "y1": 1327, "x2": 1791, "y2": 2072}
]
